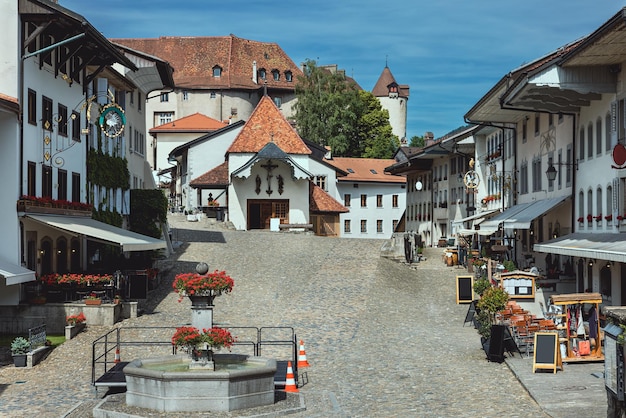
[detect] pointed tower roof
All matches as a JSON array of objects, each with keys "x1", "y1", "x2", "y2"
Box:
[
  {"x1": 227, "y1": 96, "x2": 311, "y2": 154},
  {"x1": 372, "y1": 66, "x2": 397, "y2": 96},
  {"x1": 372, "y1": 66, "x2": 409, "y2": 98}
]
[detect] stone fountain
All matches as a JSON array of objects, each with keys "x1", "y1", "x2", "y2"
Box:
[{"x1": 123, "y1": 262, "x2": 277, "y2": 413}]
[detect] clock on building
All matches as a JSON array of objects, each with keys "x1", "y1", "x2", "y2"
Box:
[{"x1": 98, "y1": 103, "x2": 126, "y2": 138}]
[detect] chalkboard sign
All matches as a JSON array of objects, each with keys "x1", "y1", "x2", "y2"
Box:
[
  {"x1": 533, "y1": 332, "x2": 561, "y2": 373},
  {"x1": 488, "y1": 325, "x2": 506, "y2": 363},
  {"x1": 456, "y1": 275, "x2": 474, "y2": 304},
  {"x1": 463, "y1": 300, "x2": 477, "y2": 327}
]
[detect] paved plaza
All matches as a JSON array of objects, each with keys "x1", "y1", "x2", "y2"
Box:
[{"x1": 0, "y1": 213, "x2": 607, "y2": 417}]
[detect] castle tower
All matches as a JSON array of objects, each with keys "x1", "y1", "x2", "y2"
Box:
[{"x1": 372, "y1": 65, "x2": 409, "y2": 145}]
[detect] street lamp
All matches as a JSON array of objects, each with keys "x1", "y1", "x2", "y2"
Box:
[{"x1": 545, "y1": 160, "x2": 578, "y2": 182}]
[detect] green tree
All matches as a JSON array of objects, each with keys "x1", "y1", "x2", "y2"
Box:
[
  {"x1": 294, "y1": 59, "x2": 363, "y2": 156},
  {"x1": 409, "y1": 135, "x2": 425, "y2": 147},
  {"x1": 357, "y1": 90, "x2": 400, "y2": 159}
]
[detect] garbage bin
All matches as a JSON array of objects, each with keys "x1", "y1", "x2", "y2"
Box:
[{"x1": 215, "y1": 208, "x2": 224, "y2": 221}]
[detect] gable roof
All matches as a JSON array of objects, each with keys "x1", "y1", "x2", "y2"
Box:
[
  {"x1": 190, "y1": 162, "x2": 229, "y2": 188},
  {"x1": 150, "y1": 113, "x2": 226, "y2": 134},
  {"x1": 169, "y1": 120, "x2": 245, "y2": 159},
  {"x1": 309, "y1": 182, "x2": 349, "y2": 213},
  {"x1": 111, "y1": 35, "x2": 303, "y2": 90},
  {"x1": 230, "y1": 142, "x2": 313, "y2": 179},
  {"x1": 328, "y1": 157, "x2": 406, "y2": 183},
  {"x1": 227, "y1": 95, "x2": 311, "y2": 154}
]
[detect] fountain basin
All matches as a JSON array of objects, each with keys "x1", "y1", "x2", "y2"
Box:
[{"x1": 124, "y1": 353, "x2": 277, "y2": 412}]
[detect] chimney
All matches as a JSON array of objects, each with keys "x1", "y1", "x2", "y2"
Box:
[
  {"x1": 424, "y1": 131, "x2": 435, "y2": 146},
  {"x1": 252, "y1": 61, "x2": 257, "y2": 84}
]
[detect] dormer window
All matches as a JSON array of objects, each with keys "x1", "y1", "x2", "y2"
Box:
[
  {"x1": 388, "y1": 83, "x2": 399, "y2": 98},
  {"x1": 272, "y1": 69, "x2": 280, "y2": 81},
  {"x1": 285, "y1": 71, "x2": 293, "y2": 82},
  {"x1": 259, "y1": 68, "x2": 266, "y2": 80},
  {"x1": 212, "y1": 66, "x2": 222, "y2": 77}
]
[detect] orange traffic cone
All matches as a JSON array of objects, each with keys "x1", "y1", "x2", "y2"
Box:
[
  {"x1": 114, "y1": 347, "x2": 121, "y2": 364},
  {"x1": 283, "y1": 361, "x2": 298, "y2": 392},
  {"x1": 297, "y1": 340, "x2": 310, "y2": 368}
]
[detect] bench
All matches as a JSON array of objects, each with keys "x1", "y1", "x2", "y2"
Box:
[{"x1": 278, "y1": 223, "x2": 313, "y2": 231}]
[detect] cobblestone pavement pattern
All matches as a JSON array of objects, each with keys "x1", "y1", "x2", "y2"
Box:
[{"x1": 0, "y1": 214, "x2": 553, "y2": 417}]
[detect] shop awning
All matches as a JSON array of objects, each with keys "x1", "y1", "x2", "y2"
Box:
[
  {"x1": 534, "y1": 233, "x2": 626, "y2": 263},
  {"x1": 0, "y1": 258, "x2": 36, "y2": 285},
  {"x1": 479, "y1": 196, "x2": 568, "y2": 231},
  {"x1": 26, "y1": 214, "x2": 166, "y2": 252},
  {"x1": 452, "y1": 209, "x2": 499, "y2": 226}
]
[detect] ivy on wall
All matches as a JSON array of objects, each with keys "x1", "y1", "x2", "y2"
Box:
[
  {"x1": 87, "y1": 148, "x2": 130, "y2": 191},
  {"x1": 92, "y1": 208, "x2": 123, "y2": 228},
  {"x1": 130, "y1": 189, "x2": 168, "y2": 239}
]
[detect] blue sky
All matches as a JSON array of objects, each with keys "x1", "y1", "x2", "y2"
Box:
[{"x1": 63, "y1": 0, "x2": 625, "y2": 140}]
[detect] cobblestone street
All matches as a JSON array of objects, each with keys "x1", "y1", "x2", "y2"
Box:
[{"x1": 0, "y1": 214, "x2": 548, "y2": 417}]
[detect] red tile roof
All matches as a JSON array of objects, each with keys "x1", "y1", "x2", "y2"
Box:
[
  {"x1": 190, "y1": 162, "x2": 229, "y2": 187},
  {"x1": 310, "y1": 182, "x2": 349, "y2": 213},
  {"x1": 149, "y1": 113, "x2": 226, "y2": 133},
  {"x1": 328, "y1": 157, "x2": 405, "y2": 183},
  {"x1": 111, "y1": 35, "x2": 303, "y2": 90},
  {"x1": 227, "y1": 96, "x2": 311, "y2": 154}
]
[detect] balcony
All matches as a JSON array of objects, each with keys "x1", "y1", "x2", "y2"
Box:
[{"x1": 17, "y1": 197, "x2": 92, "y2": 217}]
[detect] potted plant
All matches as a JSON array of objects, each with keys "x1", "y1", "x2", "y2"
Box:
[
  {"x1": 11, "y1": 337, "x2": 30, "y2": 367},
  {"x1": 85, "y1": 293, "x2": 101, "y2": 305},
  {"x1": 65, "y1": 312, "x2": 86, "y2": 339},
  {"x1": 172, "y1": 270, "x2": 234, "y2": 304},
  {"x1": 66, "y1": 312, "x2": 86, "y2": 326},
  {"x1": 171, "y1": 326, "x2": 235, "y2": 369},
  {"x1": 502, "y1": 260, "x2": 516, "y2": 272},
  {"x1": 473, "y1": 277, "x2": 491, "y2": 297}
]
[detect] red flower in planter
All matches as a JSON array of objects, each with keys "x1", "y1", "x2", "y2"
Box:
[
  {"x1": 587, "y1": 214, "x2": 593, "y2": 223},
  {"x1": 605, "y1": 214, "x2": 613, "y2": 221},
  {"x1": 577, "y1": 217, "x2": 584, "y2": 223},
  {"x1": 594, "y1": 214, "x2": 602, "y2": 222}
]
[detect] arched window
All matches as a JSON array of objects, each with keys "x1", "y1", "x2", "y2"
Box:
[
  {"x1": 606, "y1": 113, "x2": 612, "y2": 152},
  {"x1": 587, "y1": 189, "x2": 593, "y2": 220},
  {"x1": 597, "y1": 187, "x2": 603, "y2": 220},
  {"x1": 587, "y1": 122, "x2": 593, "y2": 158},
  {"x1": 258, "y1": 68, "x2": 266, "y2": 80},
  {"x1": 271, "y1": 69, "x2": 280, "y2": 81},
  {"x1": 596, "y1": 118, "x2": 602, "y2": 156},
  {"x1": 285, "y1": 71, "x2": 292, "y2": 82},
  {"x1": 70, "y1": 238, "x2": 80, "y2": 272},
  {"x1": 212, "y1": 66, "x2": 222, "y2": 77},
  {"x1": 40, "y1": 238, "x2": 53, "y2": 276},
  {"x1": 578, "y1": 190, "x2": 584, "y2": 223},
  {"x1": 56, "y1": 237, "x2": 67, "y2": 274},
  {"x1": 579, "y1": 128, "x2": 585, "y2": 160},
  {"x1": 604, "y1": 186, "x2": 613, "y2": 223}
]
